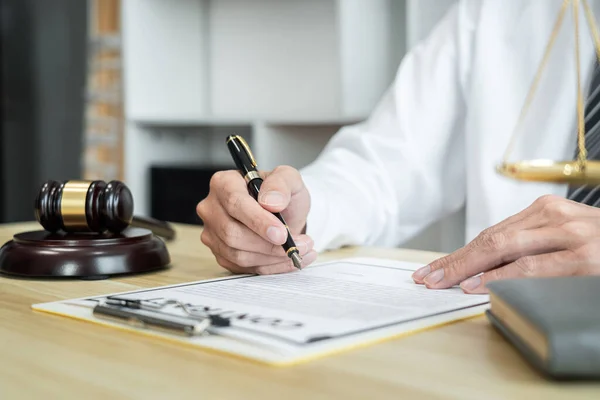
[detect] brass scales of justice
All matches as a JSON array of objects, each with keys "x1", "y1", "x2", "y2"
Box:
[{"x1": 497, "y1": 0, "x2": 600, "y2": 186}]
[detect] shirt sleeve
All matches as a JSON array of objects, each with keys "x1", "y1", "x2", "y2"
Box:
[{"x1": 300, "y1": 1, "x2": 480, "y2": 252}]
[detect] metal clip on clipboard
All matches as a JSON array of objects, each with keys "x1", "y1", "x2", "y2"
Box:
[{"x1": 92, "y1": 297, "x2": 230, "y2": 337}]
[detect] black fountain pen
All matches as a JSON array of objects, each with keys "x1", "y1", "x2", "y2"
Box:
[{"x1": 226, "y1": 135, "x2": 302, "y2": 270}]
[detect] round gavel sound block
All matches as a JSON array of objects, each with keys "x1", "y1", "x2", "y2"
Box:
[
  {"x1": 0, "y1": 228, "x2": 170, "y2": 279},
  {"x1": 0, "y1": 180, "x2": 173, "y2": 279}
]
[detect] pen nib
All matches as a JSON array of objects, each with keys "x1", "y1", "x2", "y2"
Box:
[{"x1": 290, "y1": 252, "x2": 303, "y2": 270}]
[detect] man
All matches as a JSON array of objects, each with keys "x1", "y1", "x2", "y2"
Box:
[{"x1": 196, "y1": 0, "x2": 600, "y2": 293}]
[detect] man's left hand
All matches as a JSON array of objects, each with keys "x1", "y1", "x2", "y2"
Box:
[{"x1": 411, "y1": 194, "x2": 600, "y2": 294}]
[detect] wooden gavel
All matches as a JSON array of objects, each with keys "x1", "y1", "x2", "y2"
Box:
[{"x1": 34, "y1": 180, "x2": 176, "y2": 240}]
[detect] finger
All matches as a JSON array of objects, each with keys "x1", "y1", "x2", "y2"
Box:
[
  {"x1": 483, "y1": 196, "x2": 570, "y2": 236},
  {"x1": 475, "y1": 195, "x2": 596, "y2": 238},
  {"x1": 411, "y1": 205, "x2": 541, "y2": 284},
  {"x1": 214, "y1": 249, "x2": 318, "y2": 275},
  {"x1": 203, "y1": 229, "x2": 314, "y2": 268},
  {"x1": 419, "y1": 227, "x2": 580, "y2": 289},
  {"x1": 224, "y1": 231, "x2": 313, "y2": 258},
  {"x1": 474, "y1": 194, "x2": 565, "y2": 236},
  {"x1": 253, "y1": 250, "x2": 319, "y2": 275},
  {"x1": 459, "y1": 250, "x2": 579, "y2": 294},
  {"x1": 206, "y1": 203, "x2": 314, "y2": 256},
  {"x1": 413, "y1": 241, "x2": 474, "y2": 284},
  {"x1": 257, "y1": 165, "x2": 305, "y2": 213},
  {"x1": 484, "y1": 201, "x2": 540, "y2": 233},
  {"x1": 213, "y1": 172, "x2": 289, "y2": 245},
  {"x1": 502, "y1": 195, "x2": 600, "y2": 232},
  {"x1": 411, "y1": 196, "x2": 599, "y2": 284},
  {"x1": 213, "y1": 255, "x2": 248, "y2": 275}
]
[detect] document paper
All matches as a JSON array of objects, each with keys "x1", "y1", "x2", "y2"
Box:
[{"x1": 32, "y1": 257, "x2": 490, "y2": 365}]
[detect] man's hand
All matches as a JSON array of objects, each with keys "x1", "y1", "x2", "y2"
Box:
[
  {"x1": 196, "y1": 165, "x2": 317, "y2": 275},
  {"x1": 412, "y1": 194, "x2": 600, "y2": 293}
]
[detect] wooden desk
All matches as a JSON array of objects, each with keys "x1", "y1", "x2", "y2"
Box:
[{"x1": 1, "y1": 222, "x2": 598, "y2": 399}]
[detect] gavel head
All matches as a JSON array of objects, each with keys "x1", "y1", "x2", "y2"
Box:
[{"x1": 34, "y1": 180, "x2": 134, "y2": 234}]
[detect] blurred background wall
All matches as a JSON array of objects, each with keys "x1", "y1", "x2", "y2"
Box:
[
  {"x1": 0, "y1": 0, "x2": 463, "y2": 252},
  {"x1": 0, "y1": 0, "x2": 87, "y2": 222}
]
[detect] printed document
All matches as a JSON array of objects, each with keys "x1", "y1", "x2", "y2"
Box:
[{"x1": 33, "y1": 257, "x2": 490, "y2": 365}]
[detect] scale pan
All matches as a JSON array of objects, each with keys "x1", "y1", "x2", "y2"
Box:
[{"x1": 497, "y1": 160, "x2": 600, "y2": 185}]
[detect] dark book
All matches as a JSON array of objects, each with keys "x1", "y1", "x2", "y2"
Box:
[{"x1": 486, "y1": 277, "x2": 600, "y2": 380}]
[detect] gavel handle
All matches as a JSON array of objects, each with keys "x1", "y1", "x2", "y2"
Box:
[{"x1": 131, "y1": 216, "x2": 176, "y2": 241}]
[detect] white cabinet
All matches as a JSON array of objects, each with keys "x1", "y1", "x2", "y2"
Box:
[
  {"x1": 123, "y1": 0, "x2": 397, "y2": 122},
  {"x1": 209, "y1": 0, "x2": 393, "y2": 120},
  {"x1": 122, "y1": 0, "x2": 209, "y2": 121}
]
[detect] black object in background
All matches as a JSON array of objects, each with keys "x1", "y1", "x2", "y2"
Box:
[
  {"x1": 150, "y1": 165, "x2": 232, "y2": 225},
  {"x1": 0, "y1": 0, "x2": 87, "y2": 223}
]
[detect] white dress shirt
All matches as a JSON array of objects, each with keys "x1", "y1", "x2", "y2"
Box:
[{"x1": 300, "y1": 0, "x2": 600, "y2": 252}]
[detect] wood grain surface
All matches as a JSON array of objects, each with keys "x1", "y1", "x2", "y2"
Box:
[{"x1": 1, "y1": 222, "x2": 598, "y2": 399}]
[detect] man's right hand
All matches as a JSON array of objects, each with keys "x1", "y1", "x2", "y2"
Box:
[{"x1": 196, "y1": 165, "x2": 317, "y2": 275}]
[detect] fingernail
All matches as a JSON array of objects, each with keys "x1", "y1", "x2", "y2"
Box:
[
  {"x1": 424, "y1": 269, "x2": 444, "y2": 285},
  {"x1": 297, "y1": 241, "x2": 309, "y2": 254},
  {"x1": 412, "y1": 265, "x2": 431, "y2": 281},
  {"x1": 267, "y1": 226, "x2": 286, "y2": 243},
  {"x1": 303, "y1": 237, "x2": 314, "y2": 253},
  {"x1": 460, "y1": 276, "x2": 481, "y2": 291},
  {"x1": 260, "y1": 191, "x2": 285, "y2": 206},
  {"x1": 301, "y1": 250, "x2": 318, "y2": 267}
]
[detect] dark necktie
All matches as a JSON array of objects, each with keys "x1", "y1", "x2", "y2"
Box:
[{"x1": 567, "y1": 63, "x2": 600, "y2": 206}]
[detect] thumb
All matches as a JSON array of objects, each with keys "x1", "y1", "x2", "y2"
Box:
[{"x1": 258, "y1": 165, "x2": 305, "y2": 213}]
